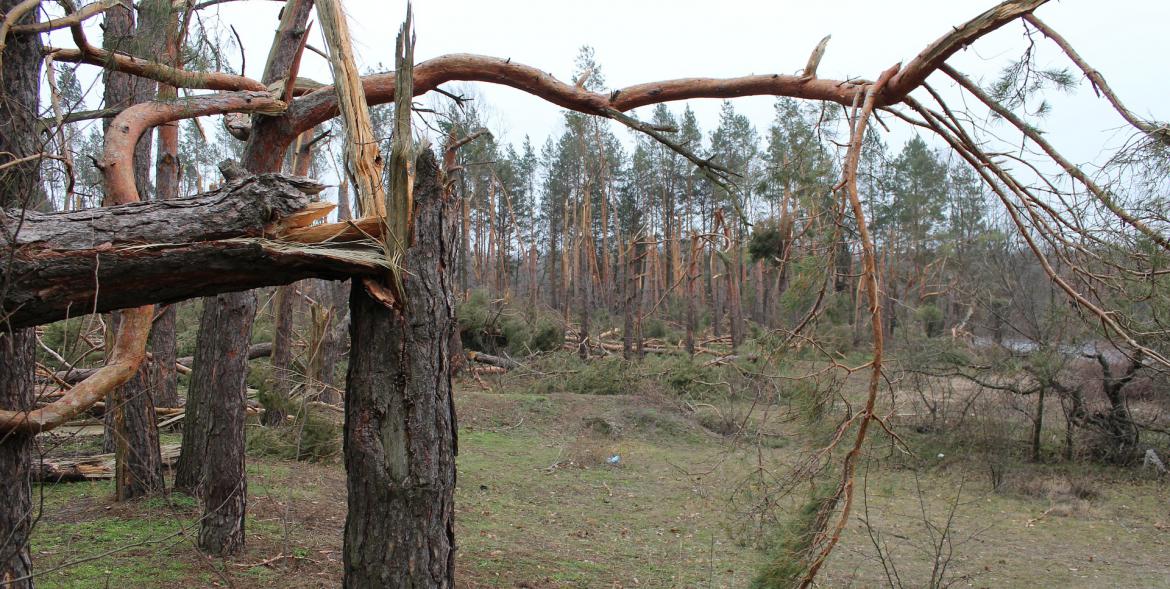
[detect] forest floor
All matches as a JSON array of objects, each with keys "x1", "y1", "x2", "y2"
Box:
[{"x1": 25, "y1": 373, "x2": 1170, "y2": 588}]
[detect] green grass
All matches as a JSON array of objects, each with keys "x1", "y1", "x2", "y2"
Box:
[{"x1": 21, "y1": 372, "x2": 1170, "y2": 588}]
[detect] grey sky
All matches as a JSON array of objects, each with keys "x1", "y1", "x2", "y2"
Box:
[{"x1": 50, "y1": 1, "x2": 1170, "y2": 172}]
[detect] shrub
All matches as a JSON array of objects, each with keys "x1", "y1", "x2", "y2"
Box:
[
  {"x1": 458, "y1": 289, "x2": 564, "y2": 355},
  {"x1": 247, "y1": 394, "x2": 340, "y2": 462},
  {"x1": 661, "y1": 356, "x2": 722, "y2": 400},
  {"x1": 529, "y1": 356, "x2": 639, "y2": 396}
]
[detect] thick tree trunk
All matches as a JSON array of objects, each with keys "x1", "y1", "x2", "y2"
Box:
[
  {"x1": 0, "y1": 175, "x2": 364, "y2": 329},
  {"x1": 192, "y1": 291, "x2": 255, "y2": 555},
  {"x1": 344, "y1": 152, "x2": 457, "y2": 588},
  {"x1": 0, "y1": 330, "x2": 34, "y2": 588},
  {"x1": 185, "y1": 0, "x2": 315, "y2": 556},
  {"x1": 0, "y1": 3, "x2": 42, "y2": 583}
]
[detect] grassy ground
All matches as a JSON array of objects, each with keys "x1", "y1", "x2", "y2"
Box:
[{"x1": 24, "y1": 376, "x2": 1170, "y2": 588}]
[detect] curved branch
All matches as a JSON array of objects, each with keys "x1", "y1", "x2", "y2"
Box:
[
  {"x1": 799, "y1": 64, "x2": 899, "y2": 589},
  {"x1": 287, "y1": 0, "x2": 1048, "y2": 135},
  {"x1": 0, "y1": 91, "x2": 284, "y2": 434},
  {"x1": 100, "y1": 91, "x2": 286, "y2": 205},
  {"x1": 10, "y1": 0, "x2": 118, "y2": 34},
  {"x1": 0, "y1": 304, "x2": 151, "y2": 433},
  {"x1": 47, "y1": 46, "x2": 267, "y2": 92}
]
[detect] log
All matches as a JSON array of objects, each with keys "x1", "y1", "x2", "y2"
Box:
[
  {"x1": 33, "y1": 443, "x2": 180, "y2": 483},
  {"x1": 1, "y1": 177, "x2": 390, "y2": 328},
  {"x1": 466, "y1": 350, "x2": 519, "y2": 369}
]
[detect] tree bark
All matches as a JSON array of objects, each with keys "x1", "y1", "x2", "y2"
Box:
[
  {"x1": 149, "y1": 3, "x2": 183, "y2": 409},
  {"x1": 0, "y1": 175, "x2": 350, "y2": 329},
  {"x1": 344, "y1": 151, "x2": 457, "y2": 588},
  {"x1": 186, "y1": 0, "x2": 316, "y2": 556},
  {"x1": 0, "y1": 330, "x2": 34, "y2": 588},
  {"x1": 193, "y1": 291, "x2": 254, "y2": 556},
  {"x1": 101, "y1": 0, "x2": 159, "y2": 468},
  {"x1": 108, "y1": 309, "x2": 165, "y2": 499},
  {"x1": 0, "y1": 2, "x2": 42, "y2": 582}
]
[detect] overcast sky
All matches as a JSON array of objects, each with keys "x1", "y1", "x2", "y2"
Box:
[{"x1": 52, "y1": 1, "x2": 1170, "y2": 170}]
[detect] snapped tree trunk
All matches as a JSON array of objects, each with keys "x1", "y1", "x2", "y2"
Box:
[
  {"x1": 0, "y1": 173, "x2": 337, "y2": 329},
  {"x1": 344, "y1": 151, "x2": 458, "y2": 587}
]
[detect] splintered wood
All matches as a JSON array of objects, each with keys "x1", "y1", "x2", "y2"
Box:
[{"x1": 316, "y1": 0, "x2": 386, "y2": 218}]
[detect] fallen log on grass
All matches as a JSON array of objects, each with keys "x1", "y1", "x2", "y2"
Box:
[
  {"x1": 34, "y1": 444, "x2": 181, "y2": 483},
  {"x1": 466, "y1": 350, "x2": 519, "y2": 369}
]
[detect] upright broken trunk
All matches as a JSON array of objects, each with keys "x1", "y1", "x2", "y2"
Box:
[
  {"x1": 344, "y1": 151, "x2": 458, "y2": 587},
  {"x1": 0, "y1": 4, "x2": 41, "y2": 582},
  {"x1": 179, "y1": 0, "x2": 315, "y2": 556}
]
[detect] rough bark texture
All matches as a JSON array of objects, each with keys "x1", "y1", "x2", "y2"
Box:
[
  {"x1": 4, "y1": 174, "x2": 317, "y2": 249},
  {"x1": 108, "y1": 309, "x2": 165, "y2": 498},
  {"x1": 192, "y1": 291, "x2": 254, "y2": 555},
  {"x1": 0, "y1": 2, "x2": 41, "y2": 582},
  {"x1": 344, "y1": 151, "x2": 458, "y2": 588},
  {"x1": 101, "y1": 8, "x2": 163, "y2": 472},
  {"x1": 149, "y1": 5, "x2": 183, "y2": 409},
  {"x1": 0, "y1": 175, "x2": 337, "y2": 328},
  {"x1": 148, "y1": 305, "x2": 180, "y2": 408},
  {"x1": 0, "y1": 330, "x2": 34, "y2": 588}
]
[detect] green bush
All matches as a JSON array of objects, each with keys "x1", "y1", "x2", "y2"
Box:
[
  {"x1": 529, "y1": 356, "x2": 638, "y2": 396},
  {"x1": 247, "y1": 393, "x2": 340, "y2": 462},
  {"x1": 751, "y1": 484, "x2": 838, "y2": 588},
  {"x1": 458, "y1": 289, "x2": 564, "y2": 355},
  {"x1": 661, "y1": 356, "x2": 723, "y2": 400},
  {"x1": 916, "y1": 303, "x2": 945, "y2": 338}
]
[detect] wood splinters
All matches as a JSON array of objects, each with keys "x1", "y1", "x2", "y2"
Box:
[{"x1": 803, "y1": 35, "x2": 831, "y2": 79}]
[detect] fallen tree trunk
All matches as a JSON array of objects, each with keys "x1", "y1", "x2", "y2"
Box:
[
  {"x1": 34, "y1": 443, "x2": 180, "y2": 483},
  {"x1": 1, "y1": 177, "x2": 391, "y2": 328},
  {"x1": 466, "y1": 350, "x2": 519, "y2": 369}
]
